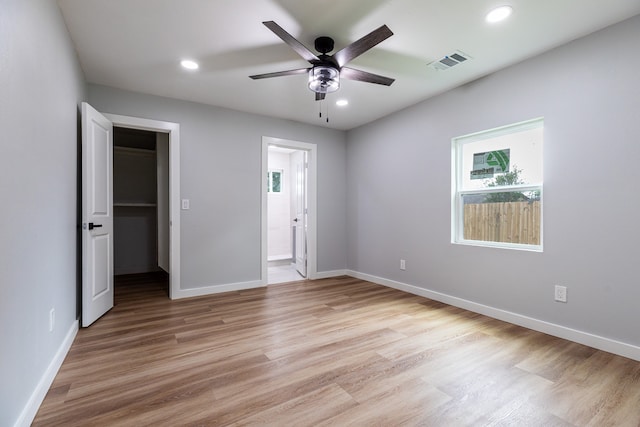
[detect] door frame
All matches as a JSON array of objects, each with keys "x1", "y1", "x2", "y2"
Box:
[
  {"x1": 261, "y1": 136, "x2": 317, "y2": 285},
  {"x1": 105, "y1": 113, "x2": 181, "y2": 299}
]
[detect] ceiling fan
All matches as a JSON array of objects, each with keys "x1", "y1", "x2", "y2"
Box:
[{"x1": 250, "y1": 21, "x2": 395, "y2": 101}]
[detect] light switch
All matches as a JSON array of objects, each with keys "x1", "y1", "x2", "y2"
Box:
[{"x1": 181, "y1": 199, "x2": 190, "y2": 210}]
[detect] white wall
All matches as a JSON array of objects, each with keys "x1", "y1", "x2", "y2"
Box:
[
  {"x1": 346, "y1": 15, "x2": 640, "y2": 353},
  {"x1": 267, "y1": 151, "x2": 292, "y2": 260},
  {"x1": 88, "y1": 85, "x2": 348, "y2": 290},
  {"x1": 0, "y1": 1, "x2": 87, "y2": 425}
]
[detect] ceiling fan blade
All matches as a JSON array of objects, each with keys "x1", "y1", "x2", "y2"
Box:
[
  {"x1": 340, "y1": 67, "x2": 395, "y2": 86},
  {"x1": 333, "y1": 25, "x2": 393, "y2": 67},
  {"x1": 315, "y1": 92, "x2": 326, "y2": 101},
  {"x1": 249, "y1": 68, "x2": 310, "y2": 80},
  {"x1": 263, "y1": 21, "x2": 320, "y2": 63}
]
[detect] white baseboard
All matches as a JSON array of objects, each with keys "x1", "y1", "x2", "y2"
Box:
[
  {"x1": 267, "y1": 255, "x2": 292, "y2": 262},
  {"x1": 173, "y1": 269, "x2": 351, "y2": 299},
  {"x1": 172, "y1": 279, "x2": 265, "y2": 299},
  {"x1": 172, "y1": 270, "x2": 350, "y2": 299},
  {"x1": 347, "y1": 270, "x2": 640, "y2": 362},
  {"x1": 313, "y1": 269, "x2": 348, "y2": 280},
  {"x1": 15, "y1": 320, "x2": 79, "y2": 427}
]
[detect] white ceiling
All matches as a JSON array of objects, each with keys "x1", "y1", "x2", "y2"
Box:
[{"x1": 56, "y1": 0, "x2": 640, "y2": 131}]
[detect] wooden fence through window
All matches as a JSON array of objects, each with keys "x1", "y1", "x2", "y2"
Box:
[{"x1": 464, "y1": 201, "x2": 540, "y2": 245}]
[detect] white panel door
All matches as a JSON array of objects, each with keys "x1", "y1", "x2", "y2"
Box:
[
  {"x1": 81, "y1": 102, "x2": 114, "y2": 327},
  {"x1": 293, "y1": 151, "x2": 307, "y2": 277}
]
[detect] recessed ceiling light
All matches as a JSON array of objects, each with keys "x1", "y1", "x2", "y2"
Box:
[
  {"x1": 336, "y1": 99, "x2": 349, "y2": 107},
  {"x1": 180, "y1": 59, "x2": 199, "y2": 70},
  {"x1": 486, "y1": 5, "x2": 513, "y2": 23}
]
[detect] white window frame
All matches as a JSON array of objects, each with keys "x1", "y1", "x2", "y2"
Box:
[
  {"x1": 451, "y1": 118, "x2": 543, "y2": 251},
  {"x1": 267, "y1": 169, "x2": 284, "y2": 193}
]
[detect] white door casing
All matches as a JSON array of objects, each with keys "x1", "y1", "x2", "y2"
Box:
[
  {"x1": 81, "y1": 102, "x2": 114, "y2": 327},
  {"x1": 293, "y1": 151, "x2": 307, "y2": 277}
]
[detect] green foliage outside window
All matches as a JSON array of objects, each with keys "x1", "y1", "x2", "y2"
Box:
[
  {"x1": 483, "y1": 166, "x2": 540, "y2": 202},
  {"x1": 267, "y1": 170, "x2": 282, "y2": 193}
]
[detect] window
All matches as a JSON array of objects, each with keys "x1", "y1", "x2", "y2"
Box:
[
  {"x1": 452, "y1": 118, "x2": 543, "y2": 250},
  {"x1": 267, "y1": 169, "x2": 283, "y2": 193}
]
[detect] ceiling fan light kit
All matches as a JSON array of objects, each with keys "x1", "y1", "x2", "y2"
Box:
[
  {"x1": 250, "y1": 21, "x2": 394, "y2": 101},
  {"x1": 308, "y1": 66, "x2": 340, "y2": 93}
]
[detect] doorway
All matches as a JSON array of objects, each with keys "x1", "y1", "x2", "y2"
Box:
[
  {"x1": 113, "y1": 127, "x2": 169, "y2": 293},
  {"x1": 266, "y1": 146, "x2": 306, "y2": 284},
  {"x1": 81, "y1": 104, "x2": 181, "y2": 326},
  {"x1": 104, "y1": 112, "x2": 181, "y2": 299},
  {"x1": 261, "y1": 137, "x2": 317, "y2": 285}
]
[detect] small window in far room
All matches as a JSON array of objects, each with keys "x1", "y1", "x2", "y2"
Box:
[
  {"x1": 267, "y1": 169, "x2": 283, "y2": 193},
  {"x1": 452, "y1": 118, "x2": 543, "y2": 251}
]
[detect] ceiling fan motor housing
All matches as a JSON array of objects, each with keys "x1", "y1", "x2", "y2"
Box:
[{"x1": 314, "y1": 36, "x2": 335, "y2": 54}]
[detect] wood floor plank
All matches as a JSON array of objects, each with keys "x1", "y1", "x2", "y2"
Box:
[
  {"x1": 229, "y1": 383, "x2": 357, "y2": 426},
  {"x1": 33, "y1": 274, "x2": 640, "y2": 426}
]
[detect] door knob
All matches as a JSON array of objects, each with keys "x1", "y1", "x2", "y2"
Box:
[{"x1": 88, "y1": 222, "x2": 103, "y2": 230}]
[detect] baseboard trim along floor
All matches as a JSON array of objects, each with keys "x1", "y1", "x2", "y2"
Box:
[{"x1": 346, "y1": 269, "x2": 640, "y2": 362}]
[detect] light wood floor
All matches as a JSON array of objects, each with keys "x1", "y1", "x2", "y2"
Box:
[{"x1": 34, "y1": 275, "x2": 640, "y2": 426}]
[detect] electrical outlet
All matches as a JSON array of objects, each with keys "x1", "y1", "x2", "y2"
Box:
[
  {"x1": 554, "y1": 285, "x2": 567, "y2": 303},
  {"x1": 49, "y1": 308, "x2": 55, "y2": 332},
  {"x1": 400, "y1": 259, "x2": 406, "y2": 270}
]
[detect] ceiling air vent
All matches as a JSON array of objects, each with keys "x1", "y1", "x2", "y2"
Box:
[{"x1": 428, "y1": 50, "x2": 472, "y2": 71}]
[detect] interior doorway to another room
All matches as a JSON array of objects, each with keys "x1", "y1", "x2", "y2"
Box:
[
  {"x1": 267, "y1": 146, "x2": 304, "y2": 284},
  {"x1": 262, "y1": 137, "x2": 317, "y2": 285},
  {"x1": 113, "y1": 127, "x2": 170, "y2": 295}
]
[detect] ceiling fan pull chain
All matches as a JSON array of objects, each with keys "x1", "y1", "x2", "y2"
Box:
[{"x1": 319, "y1": 101, "x2": 322, "y2": 118}]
